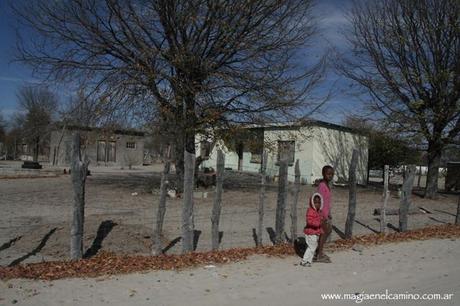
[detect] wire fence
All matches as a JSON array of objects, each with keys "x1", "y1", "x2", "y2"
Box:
[{"x1": 0, "y1": 158, "x2": 457, "y2": 266}]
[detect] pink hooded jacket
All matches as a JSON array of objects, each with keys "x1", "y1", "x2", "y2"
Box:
[{"x1": 304, "y1": 192, "x2": 324, "y2": 236}]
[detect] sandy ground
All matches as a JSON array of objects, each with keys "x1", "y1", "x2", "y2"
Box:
[
  {"x1": 1, "y1": 238, "x2": 459, "y2": 306},
  {"x1": 0, "y1": 162, "x2": 458, "y2": 266}
]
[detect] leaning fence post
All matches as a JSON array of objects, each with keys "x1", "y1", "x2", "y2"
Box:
[
  {"x1": 380, "y1": 165, "x2": 389, "y2": 234},
  {"x1": 257, "y1": 151, "x2": 268, "y2": 246},
  {"x1": 344, "y1": 149, "x2": 358, "y2": 239},
  {"x1": 399, "y1": 165, "x2": 416, "y2": 232},
  {"x1": 153, "y1": 146, "x2": 171, "y2": 255},
  {"x1": 182, "y1": 151, "x2": 196, "y2": 253},
  {"x1": 275, "y1": 158, "x2": 288, "y2": 244},
  {"x1": 290, "y1": 159, "x2": 300, "y2": 243},
  {"x1": 211, "y1": 150, "x2": 225, "y2": 250}
]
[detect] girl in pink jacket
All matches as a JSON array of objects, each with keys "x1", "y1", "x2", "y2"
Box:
[{"x1": 300, "y1": 193, "x2": 324, "y2": 267}]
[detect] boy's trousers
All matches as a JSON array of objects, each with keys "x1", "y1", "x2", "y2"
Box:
[{"x1": 302, "y1": 234, "x2": 319, "y2": 263}]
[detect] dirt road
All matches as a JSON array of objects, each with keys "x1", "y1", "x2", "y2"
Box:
[{"x1": 1, "y1": 238, "x2": 458, "y2": 306}]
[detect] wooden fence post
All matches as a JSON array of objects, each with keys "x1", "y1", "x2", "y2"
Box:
[
  {"x1": 380, "y1": 165, "x2": 390, "y2": 234},
  {"x1": 182, "y1": 151, "x2": 196, "y2": 253},
  {"x1": 290, "y1": 159, "x2": 300, "y2": 243},
  {"x1": 275, "y1": 159, "x2": 288, "y2": 244},
  {"x1": 417, "y1": 165, "x2": 422, "y2": 188},
  {"x1": 455, "y1": 195, "x2": 460, "y2": 225},
  {"x1": 211, "y1": 150, "x2": 225, "y2": 250},
  {"x1": 153, "y1": 146, "x2": 171, "y2": 255},
  {"x1": 70, "y1": 132, "x2": 89, "y2": 260},
  {"x1": 344, "y1": 149, "x2": 358, "y2": 239},
  {"x1": 399, "y1": 165, "x2": 416, "y2": 232},
  {"x1": 257, "y1": 151, "x2": 268, "y2": 246}
]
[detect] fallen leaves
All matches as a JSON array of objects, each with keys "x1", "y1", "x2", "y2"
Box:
[{"x1": 1, "y1": 224, "x2": 459, "y2": 281}]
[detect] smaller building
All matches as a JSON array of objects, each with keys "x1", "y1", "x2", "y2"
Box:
[
  {"x1": 50, "y1": 125, "x2": 145, "y2": 167},
  {"x1": 197, "y1": 120, "x2": 369, "y2": 185}
]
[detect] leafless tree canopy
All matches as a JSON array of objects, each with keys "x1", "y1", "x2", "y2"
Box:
[
  {"x1": 17, "y1": 85, "x2": 58, "y2": 160},
  {"x1": 14, "y1": 0, "x2": 325, "y2": 140},
  {"x1": 339, "y1": 0, "x2": 460, "y2": 197},
  {"x1": 14, "y1": 0, "x2": 326, "y2": 191}
]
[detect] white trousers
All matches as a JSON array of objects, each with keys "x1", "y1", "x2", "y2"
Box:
[{"x1": 302, "y1": 234, "x2": 319, "y2": 263}]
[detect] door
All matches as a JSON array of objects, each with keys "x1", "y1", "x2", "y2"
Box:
[
  {"x1": 97, "y1": 140, "x2": 106, "y2": 162},
  {"x1": 107, "y1": 141, "x2": 116, "y2": 162}
]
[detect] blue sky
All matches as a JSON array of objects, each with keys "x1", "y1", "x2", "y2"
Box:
[{"x1": 0, "y1": 0, "x2": 362, "y2": 125}]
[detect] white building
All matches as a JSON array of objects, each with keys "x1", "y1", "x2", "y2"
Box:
[{"x1": 197, "y1": 121, "x2": 369, "y2": 185}]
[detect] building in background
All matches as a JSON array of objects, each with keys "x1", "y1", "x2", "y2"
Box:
[
  {"x1": 198, "y1": 120, "x2": 369, "y2": 185},
  {"x1": 50, "y1": 125, "x2": 145, "y2": 168}
]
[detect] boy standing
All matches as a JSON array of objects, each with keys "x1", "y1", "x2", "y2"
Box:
[{"x1": 315, "y1": 165, "x2": 334, "y2": 263}]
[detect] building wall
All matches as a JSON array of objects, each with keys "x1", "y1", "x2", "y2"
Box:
[
  {"x1": 199, "y1": 125, "x2": 368, "y2": 184},
  {"x1": 50, "y1": 130, "x2": 145, "y2": 167},
  {"x1": 309, "y1": 126, "x2": 368, "y2": 185}
]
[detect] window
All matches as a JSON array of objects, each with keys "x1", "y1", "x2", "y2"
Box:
[
  {"x1": 250, "y1": 153, "x2": 262, "y2": 164},
  {"x1": 126, "y1": 142, "x2": 136, "y2": 149},
  {"x1": 277, "y1": 140, "x2": 295, "y2": 165}
]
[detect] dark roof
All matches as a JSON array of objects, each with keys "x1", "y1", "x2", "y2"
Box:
[{"x1": 53, "y1": 123, "x2": 145, "y2": 136}]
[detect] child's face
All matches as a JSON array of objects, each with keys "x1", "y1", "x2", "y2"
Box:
[
  {"x1": 323, "y1": 168, "x2": 334, "y2": 182},
  {"x1": 313, "y1": 197, "x2": 321, "y2": 210}
]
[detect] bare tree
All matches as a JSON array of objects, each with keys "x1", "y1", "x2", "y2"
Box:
[
  {"x1": 17, "y1": 85, "x2": 57, "y2": 162},
  {"x1": 13, "y1": 0, "x2": 326, "y2": 190},
  {"x1": 340, "y1": 0, "x2": 460, "y2": 198}
]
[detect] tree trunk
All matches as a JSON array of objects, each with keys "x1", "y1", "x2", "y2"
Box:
[
  {"x1": 275, "y1": 159, "x2": 288, "y2": 244},
  {"x1": 257, "y1": 151, "x2": 268, "y2": 246},
  {"x1": 455, "y1": 196, "x2": 460, "y2": 225},
  {"x1": 380, "y1": 165, "x2": 389, "y2": 234},
  {"x1": 399, "y1": 165, "x2": 416, "y2": 232},
  {"x1": 290, "y1": 159, "x2": 300, "y2": 243},
  {"x1": 174, "y1": 134, "x2": 185, "y2": 193},
  {"x1": 153, "y1": 156, "x2": 171, "y2": 255},
  {"x1": 425, "y1": 141, "x2": 443, "y2": 199},
  {"x1": 211, "y1": 150, "x2": 225, "y2": 250},
  {"x1": 54, "y1": 124, "x2": 67, "y2": 166},
  {"x1": 417, "y1": 165, "x2": 422, "y2": 188},
  {"x1": 345, "y1": 150, "x2": 358, "y2": 239},
  {"x1": 70, "y1": 132, "x2": 89, "y2": 260},
  {"x1": 182, "y1": 150, "x2": 195, "y2": 253},
  {"x1": 33, "y1": 136, "x2": 39, "y2": 162}
]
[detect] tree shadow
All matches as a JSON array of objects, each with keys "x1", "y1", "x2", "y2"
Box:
[
  {"x1": 8, "y1": 228, "x2": 57, "y2": 267},
  {"x1": 162, "y1": 236, "x2": 182, "y2": 254},
  {"x1": 218, "y1": 231, "x2": 224, "y2": 245},
  {"x1": 386, "y1": 223, "x2": 400, "y2": 232},
  {"x1": 83, "y1": 220, "x2": 117, "y2": 259},
  {"x1": 0, "y1": 236, "x2": 22, "y2": 252},
  {"x1": 252, "y1": 228, "x2": 259, "y2": 246},
  {"x1": 193, "y1": 230, "x2": 202, "y2": 251},
  {"x1": 434, "y1": 209, "x2": 456, "y2": 217},
  {"x1": 332, "y1": 225, "x2": 346, "y2": 239},
  {"x1": 428, "y1": 216, "x2": 450, "y2": 224},
  {"x1": 354, "y1": 219, "x2": 380, "y2": 234},
  {"x1": 266, "y1": 227, "x2": 276, "y2": 245}
]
